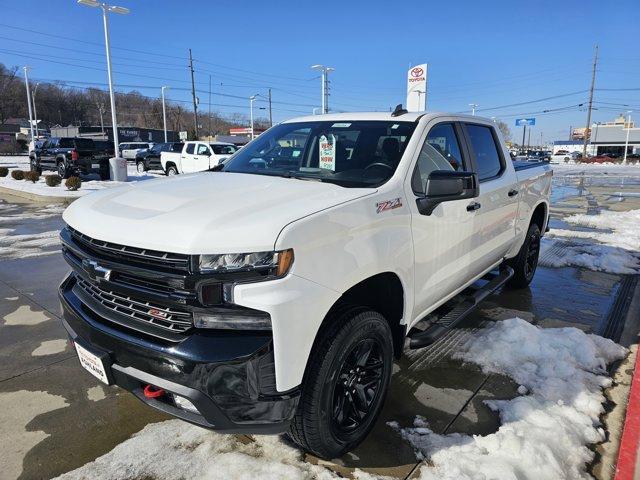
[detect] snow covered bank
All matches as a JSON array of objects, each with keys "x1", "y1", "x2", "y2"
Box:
[
  {"x1": 55, "y1": 420, "x2": 377, "y2": 480},
  {"x1": 544, "y1": 209, "x2": 640, "y2": 274},
  {"x1": 391, "y1": 318, "x2": 627, "y2": 480}
]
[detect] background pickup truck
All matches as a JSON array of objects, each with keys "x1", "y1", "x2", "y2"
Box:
[
  {"x1": 30, "y1": 137, "x2": 110, "y2": 179},
  {"x1": 59, "y1": 111, "x2": 551, "y2": 460},
  {"x1": 134, "y1": 142, "x2": 183, "y2": 173},
  {"x1": 160, "y1": 141, "x2": 238, "y2": 175}
]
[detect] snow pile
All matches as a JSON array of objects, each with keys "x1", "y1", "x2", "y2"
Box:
[
  {"x1": 544, "y1": 209, "x2": 640, "y2": 274},
  {"x1": 0, "y1": 204, "x2": 64, "y2": 260},
  {"x1": 552, "y1": 163, "x2": 640, "y2": 177},
  {"x1": 56, "y1": 420, "x2": 378, "y2": 480},
  {"x1": 392, "y1": 318, "x2": 626, "y2": 480}
]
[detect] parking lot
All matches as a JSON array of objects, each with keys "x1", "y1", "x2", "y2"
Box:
[{"x1": 0, "y1": 164, "x2": 638, "y2": 479}]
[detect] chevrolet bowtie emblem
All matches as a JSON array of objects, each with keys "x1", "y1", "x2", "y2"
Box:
[{"x1": 82, "y1": 259, "x2": 112, "y2": 282}]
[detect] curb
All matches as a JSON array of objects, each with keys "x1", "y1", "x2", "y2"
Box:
[
  {"x1": 0, "y1": 185, "x2": 79, "y2": 203},
  {"x1": 615, "y1": 345, "x2": 640, "y2": 480}
]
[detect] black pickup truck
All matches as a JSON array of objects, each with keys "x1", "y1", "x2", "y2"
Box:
[
  {"x1": 30, "y1": 137, "x2": 110, "y2": 179},
  {"x1": 134, "y1": 142, "x2": 183, "y2": 172}
]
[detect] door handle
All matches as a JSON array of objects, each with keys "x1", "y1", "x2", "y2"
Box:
[
  {"x1": 466, "y1": 201, "x2": 481, "y2": 212},
  {"x1": 508, "y1": 189, "x2": 519, "y2": 197}
]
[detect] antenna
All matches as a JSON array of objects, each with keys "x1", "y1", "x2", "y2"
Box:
[{"x1": 391, "y1": 104, "x2": 408, "y2": 117}]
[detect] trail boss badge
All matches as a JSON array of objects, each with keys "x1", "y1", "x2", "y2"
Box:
[{"x1": 376, "y1": 198, "x2": 402, "y2": 214}]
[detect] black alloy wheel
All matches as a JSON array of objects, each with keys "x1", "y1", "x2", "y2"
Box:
[
  {"x1": 507, "y1": 222, "x2": 541, "y2": 288},
  {"x1": 524, "y1": 229, "x2": 540, "y2": 281},
  {"x1": 331, "y1": 338, "x2": 384, "y2": 436}
]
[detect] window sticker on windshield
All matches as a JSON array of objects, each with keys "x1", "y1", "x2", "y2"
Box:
[
  {"x1": 292, "y1": 150, "x2": 301, "y2": 157},
  {"x1": 331, "y1": 123, "x2": 351, "y2": 128},
  {"x1": 319, "y1": 134, "x2": 336, "y2": 171},
  {"x1": 391, "y1": 124, "x2": 400, "y2": 129}
]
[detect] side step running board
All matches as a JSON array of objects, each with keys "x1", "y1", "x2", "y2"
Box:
[{"x1": 408, "y1": 266, "x2": 514, "y2": 349}]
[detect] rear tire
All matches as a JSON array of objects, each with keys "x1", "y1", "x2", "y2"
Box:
[
  {"x1": 507, "y1": 223, "x2": 541, "y2": 288},
  {"x1": 57, "y1": 161, "x2": 70, "y2": 179},
  {"x1": 166, "y1": 165, "x2": 178, "y2": 176},
  {"x1": 136, "y1": 161, "x2": 146, "y2": 173},
  {"x1": 287, "y1": 308, "x2": 393, "y2": 459},
  {"x1": 30, "y1": 158, "x2": 41, "y2": 174}
]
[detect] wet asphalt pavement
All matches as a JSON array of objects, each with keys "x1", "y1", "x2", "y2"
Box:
[{"x1": 0, "y1": 169, "x2": 639, "y2": 480}]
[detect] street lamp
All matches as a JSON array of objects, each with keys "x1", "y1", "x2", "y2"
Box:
[
  {"x1": 311, "y1": 65, "x2": 334, "y2": 114},
  {"x1": 161, "y1": 86, "x2": 169, "y2": 142},
  {"x1": 32, "y1": 82, "x2": 40, "y2": 139},
  {"x1": 23, "y1": 67, "x2": 35, "y2": 142},
  {"x1": 77, "y1": 0, "x2": 129, "y2": 175},
  {"x1": 469, "y1": 103, "x2": 478, "y2": 116},
  {"x1": 623, "y1": 110, "x2": 632, "y2": 165}
]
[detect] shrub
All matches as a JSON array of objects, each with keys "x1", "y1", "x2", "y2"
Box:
[
  {"x1": 65, "y1": 176, "x2": 82, "y2": 191},
  {"x1": 45, "y1": 174, "x2": 62, "y2": 187},
  {"x1": 11, "y1": 170, "x2": 25, "y2": 180},
  {"x1": 24, "y1": 170, "x2": 40, "y2": 183},
  {"x1": 0, "y1": 167, "x2": 8, "y2": 177}
]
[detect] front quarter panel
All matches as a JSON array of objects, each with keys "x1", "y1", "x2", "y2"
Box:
[{"x1": 244, "y1": 189, "x2": 413, "y2": 391}]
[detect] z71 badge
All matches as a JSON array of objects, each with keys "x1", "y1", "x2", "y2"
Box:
[{"x1": 376, "y1": 198, "x2": 403, "y2": 214}]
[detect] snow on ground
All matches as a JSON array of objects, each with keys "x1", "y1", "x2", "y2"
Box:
[
  {"x1": 0, "y1": 156, "x2": 162, "y2": 198},
  {"x1": 552, "y1": 162, "x2": 640, "y2": 177},
  {"x1": 0, "y1": 203, "x2": 65, "y2": 260},
  {"x1": 55, "y1": 420, "x2": 378, "y2": 480},
  {"x1": 390, "y1": 318, "x2": 627, "y2": 480},
  {"x1": 544, "y1": 209, "x2": 640, "y2": 274}
]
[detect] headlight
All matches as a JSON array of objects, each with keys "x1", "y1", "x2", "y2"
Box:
[
  {"x1": 194, "y1": 309, "x2": 272, "y2": 330},
  {"x1": 198, "y1": 249, "x2": 294, "y2": 277}
]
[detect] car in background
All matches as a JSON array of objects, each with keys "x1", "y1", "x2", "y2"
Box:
[
  {"x1": 160, "y1": 141, "x2": 238, "y2": 175},
  {"x1": 119, "y1": 142, "x2": 152, "y2": 160},
  {"x1": 550, "y1": 150, "x2": 581, "y2": 164},
  {"x1": 30, "y1": 137, "x2": 109, "y2": 179},
  {"x1": 135, "y1": 142, "x2": 184, "y2": 173},
  {"x1": 582, "y1": 153, "x2": 619, "y2": 164}
]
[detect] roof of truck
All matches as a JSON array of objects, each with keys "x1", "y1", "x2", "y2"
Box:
[{"x1": 282, "y1": 111, "x2": 488, "y2": 123}]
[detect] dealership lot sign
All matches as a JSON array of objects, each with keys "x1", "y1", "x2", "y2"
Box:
[{"x1": 407, "y1": 64, "x2": 428, "y2": 112}]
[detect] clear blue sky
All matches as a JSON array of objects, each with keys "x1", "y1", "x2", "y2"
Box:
[{"x1": 1, "y1": 0, "x2": 638, "y2": 143}]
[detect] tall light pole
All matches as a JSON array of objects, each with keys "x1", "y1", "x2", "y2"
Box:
[
  {"x1": 23, "y1": 67, "x2": 35, "y2": 141},
  {"x1": 311, "y1": 65, "x2": 334, "y2": 114},
  {"x1": 161, "y1": 86, "x2": 169, "y2": 142},
  {"x1": 249, "y1": 94, "x2": 259, "y2": 140},
  {"x1": 623, "y1": 111, "x2": 632, "y2": 165},
  {"x1": 77, "y1": 0, "x2": 129, "y2": 163},
  {"x1": 32, "y1": 83, "x2": 40, "y2": 139},
  {"x1": 469, "y1": 103, "x2": 478, "y2": 116}
]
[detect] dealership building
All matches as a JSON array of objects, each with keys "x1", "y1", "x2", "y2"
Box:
[
  {"x1": 553, "y1": 116, "x2": 640, "y2": 155},
  {"x1": 50, "y1": 125, "x2": 179, "y2": 143}
]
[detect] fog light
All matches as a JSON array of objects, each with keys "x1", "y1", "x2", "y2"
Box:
[{"x1": 173, "y1": 394, "x2": 199, "y2": 414}]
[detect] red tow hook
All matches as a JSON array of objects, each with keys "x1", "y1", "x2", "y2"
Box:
[{"x1": 143, "y1": 384, "x2": 165, "y2": 398}]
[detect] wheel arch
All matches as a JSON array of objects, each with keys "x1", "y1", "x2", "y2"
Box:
[
  {"x1": 316, "y1": 272, "x2": 406, "y2": 360},
  {"x1": 530, "y1": 201, "x2": 548, "y2": 234}
]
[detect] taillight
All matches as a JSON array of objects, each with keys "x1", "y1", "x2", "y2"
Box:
[{"x1": 71, "y1": 149, "x2": 79, "y2": 161}]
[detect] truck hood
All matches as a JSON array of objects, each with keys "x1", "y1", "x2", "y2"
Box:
[{"x1": 62, "y1": 172, "x2": 374, "y2": 254}]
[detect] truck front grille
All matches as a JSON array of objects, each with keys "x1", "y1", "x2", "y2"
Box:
[
  {"x1": 75, "y1": 276, "x2": 192, "y2": 333},
  {"x1": 68, "y1": 226, "x2": 190, "y2": 272}
]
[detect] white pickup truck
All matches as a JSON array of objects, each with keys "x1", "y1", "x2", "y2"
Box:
[
  {"x1": 59, "y1": 110, "x2": 551, "y2": 459},
  {"x1": 160, "y1": 140, "x2": 238, "y2": 175}
]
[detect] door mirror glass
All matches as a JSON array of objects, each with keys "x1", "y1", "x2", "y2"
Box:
[{"x1": 416, "y1": 170, "x2": 479, "y2": 216}]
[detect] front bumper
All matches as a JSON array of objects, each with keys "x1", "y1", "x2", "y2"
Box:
[{"x1": 59, "y1": 273, "x2": 299, "y2": 433}]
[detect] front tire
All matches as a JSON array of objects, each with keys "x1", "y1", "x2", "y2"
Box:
[
  {"x1": 288, "y1": 308, "x2": 393, "y2": 459},
  {"x1": 136, "y1": 161, "x2": 146, "y2": 174},
  {"x1": 507, "y1": 223, "x2": 541, "y2": 288}
]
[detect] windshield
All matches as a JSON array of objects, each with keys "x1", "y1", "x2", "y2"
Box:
[
  {"x1": 222, "y1": 120, "x2": 417, "y2": 187},
  {"x1": 211, "y1": 144, "x2": 238, "y2": 155}
]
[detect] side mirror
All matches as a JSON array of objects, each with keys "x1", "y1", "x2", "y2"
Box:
[{"x1": 416, "y1": 170, "x2": 479, "y2": 216}]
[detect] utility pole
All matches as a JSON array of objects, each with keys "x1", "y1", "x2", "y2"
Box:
[
  {"x1": 208, "y1": 74, "x2": 212, "y2": 138},
  {"x1": 311, "y1": 65, "x2": 334, "y2": 114},
  {"x1": 521, "y1": 124, "x2": 526, "y2": 151},
  {"x1": 23, "y1": 67, "x2": 35, "y2": 141},
  {"x1": 97, "y1": 102, "x2": 105, "y2": 136},
  {"x1": 268, "y1": 88, "x2": 273, "y2": 127},
  {"x1": 32, "y1": 83, "x2": 40, "y2": 138},
  {"x1": 188, "y1": 48, "x2": 199, "y2": 139},
  {"x1": 527, "y1": 127, "x2": 531, "y2": 149},
  {"x1": 569, "y1": 125, "x2": 572, "y2": 141},
  {"x1": 469, "y1": 103, "x2": 478, "y2": 116},
  {"x1": 582, "y1": 45, "x2": 598, "y2": 158},
  {"x1": 623, "y1": 111, "x2": 632, "y2": 165},
  {"x1": 161, "y1": 86, "x2": 169, "y2": 142}
]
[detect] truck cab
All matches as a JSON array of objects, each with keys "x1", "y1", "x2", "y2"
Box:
[
  {"x1": 59, "y1": 111, "x2": 551, "y2": 459},
  {"x1": 160, "y1": 141, "x2": 238, "y2": 175}
]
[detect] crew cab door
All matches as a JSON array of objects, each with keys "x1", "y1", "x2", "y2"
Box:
[
  {"x1": 192, "y1": 143, "x2": 213, "y2": 171},
  {"x1": 41, "y1": 138, "x2": 57, "y2": 168},
  {"x1": 180, "y1": 143, "x2": 196, "y2": 172},
  {"x1": 408, "y1": 121, "x2": 478, "y2": 320},
  {"x1": 460, "y1": 122, "x2": 519, "y2": 275}
]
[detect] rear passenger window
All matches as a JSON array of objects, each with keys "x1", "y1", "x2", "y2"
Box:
[
  {"x1": 465, "y1": 125, "x2": 503, "y2": 181},
  {"x1": 412, "y1": 123, "x2": 464, "y2": 193},
  {"x1": 185, "y1": 143, "x2": 195, "y2": 154}
]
